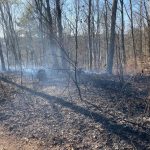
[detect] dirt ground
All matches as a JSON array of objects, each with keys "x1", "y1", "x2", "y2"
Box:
[
  {"x1": 0, "y1": 73, "x2": 150, "y2": 150},
  {"x1": 0, "y1": 126, "x2": 42, "y2": 150}
]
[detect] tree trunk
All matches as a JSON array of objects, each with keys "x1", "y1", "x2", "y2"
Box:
[
  {"x1": 0, "y1": 3, "x2": 19, "y2": 64},
  {"x1": 104, "y1": 0, "x2": 109, "y2": 66},
  {"x1": 0, "y1": 42, "x2": 6, "y2": 71},
  {"x1": 120, "y1": 0, "x2": 126, "y2": 65},
  {"x1": 107, "y1": 0, "x2": 118, "y2": 74},
  {"x1": 88, "y1": 0, "x2": 92, "y2": 70},
  {"x1": 45, "y1": 0, "x2": 59, "y2": 68},
  {"x1": 144, "y1": 0, "x2": 150, "y2": 56},
  {"x1": 129, "y1": 0, "x2": 137, "y2": 69},
  {"x1": 96, "y1": 0, "x2": 101, "y2": 69},
  {"x1": 56, "y1": 0, "x2": 67, "y2": 68},
  {"x1": 139, "y1": 0, "x2": 143, "y2": 58}
]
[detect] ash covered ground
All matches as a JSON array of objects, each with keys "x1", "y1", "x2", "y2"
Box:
[{"x1": 0, "y1": 70, "x2": 150, "y2": 150}]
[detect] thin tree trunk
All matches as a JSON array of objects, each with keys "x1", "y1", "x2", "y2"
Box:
[
  {"x1": 129, "y1": 0, "x2": 137, "y2": 68},
  {"x1": 0, "y1": 3, "x2": 19, "y2": 64},
  {"x1": 117, "y1": 32, "x2": 124, "y2": 82},
  {"x1": 96, "y1": 0, "x2": 101, "y2": 69},
  {"x1": 74, "y1": 0, "x2": 82, "y2": 100},
  {"x1": 0, "y1": 42, "x2": 6, "y2": 71},
  {"x1": 104, "y1": 0, "x2": 109, "y2": 65},
  {"x1": 144, "y1": 0, "x2": 150, "y2": 56},
  {"x1": 88, "y1": 0, "x2": 92, "y2": 70},
  {"x1": 139, "y1": 0, "x2": 143, "y2": 59}
]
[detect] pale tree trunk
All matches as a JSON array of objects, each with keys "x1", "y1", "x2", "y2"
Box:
[
  {"x1": 74, "y1": 0, "x2": 82, "y2": 100},
  {"x1": 75, "y1": 0, "x2": 79, "y2": 74},
  {"x1": 0, "y1": 42, "x2": 6, "y2": 71},
  {"x1": 144, "y1": 0, "x2": 150, "y2": 56},
  {"x1": 117, "y1": 32, "x2": 124, "y2": 82},
  {"x1": 104, "y1": 0, "x2": 109, "y2": 66},
  {"x1": 96, "y1": 0, "x2": 101, "y2": 69},
  {"x1": 5, "y1": 2, "x2": 21, "y2": 67},
  {"x1": 139, "y1": 0, "x2": 143, "y2": 58},
  {"x1": 143, "y1": 22, "x2": 147, "y2": 57},
  {"x1": 0, "y1": 3, "x2": 19, "y2": 64},
  {"x1": 129, "y1": 0, "x2": 137, "y2": 68},
  {"x1": 107, "y1": 0, "x2": 118, "y2": 74},
  {"x1": 1, "y1": 21, "x2": 10, "y2": 70},
  {"x1": 92, "y1": 5, "x2": 96, "y2": 69},
  {"x1": 88, "y1": 0, "x2": 92, "y2": 70}
]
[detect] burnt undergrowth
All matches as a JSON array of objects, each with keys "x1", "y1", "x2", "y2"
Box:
[{"x1": 0, "y1": 73, "x2": 150, "y2": 149}]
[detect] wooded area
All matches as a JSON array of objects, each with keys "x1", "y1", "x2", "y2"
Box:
[
  {"x1": 0, "y1": 0, "x2": 149, "y2": 74},
  {"x1": 0, "y1": 0, "x2": 150, "y2": 150}
]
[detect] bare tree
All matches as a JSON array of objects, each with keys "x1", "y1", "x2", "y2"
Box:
[
  {"x1": 0, "y1": 41, "x2": 6, "y2": 71},
  {"x1": 144, "y1": 0, "x2": 150, "y2": 56},
  {"x1": 0, "y1": 2, "x2": 20, "y2": 65},
  {"x1": 96, "y1": 0, "x2": 101, "y2": 69},
  {"x1": 129, "y1": 0, "x2": 137, "y2": 68},
  {"x1": 107, "y1": 0, "x2": 118, "y2": 74},
  {"x1": 55, "y1": 0, "x2": 67, "y2": 68},
  {"x1": 88, "y1": 0, "x2": 92, "y2": 69},
  {"x1": 139, "y1": 0, "x2": 143, "y2": 58},
  {"x1": 120, "y1": 0, "x2": 126, "y2": 65},
  {"x1": 104, "y1": 0, "x2": 109, "y2": 66}
]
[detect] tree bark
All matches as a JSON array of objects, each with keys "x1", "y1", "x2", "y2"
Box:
[
  {"x1": 129, "y1": 0, "x2": 137, "y2": 69},
  {"x1": 139, "y1": 0, "x2": 143, "y2": 58},
  {"x1": 144, "y1": 0, "x2": 150, "y2": 56},
  {"x1": 88, "y1": 0, "x2": 92, "y2": 69},
  {"x1": 0, "y1": 42, "x2": 6, "y2": 71},
  {"x1": 120, "y1": 0, "x2": 126, "y2": 65},
  {"x1": 107, "y1": 0, "x2": 118, "y2": 74},
  {"x1": 104, "y1": 0, "x2": 109, "y2": 66},
  {"x1": 56, "y1": 0, "x2": 67, "y2": 68}
]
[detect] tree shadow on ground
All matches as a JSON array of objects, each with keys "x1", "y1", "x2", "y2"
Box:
[
  {"x1": 83, "y1": 77, "x2": 149, "y2": 119},
  {"x1": 1, "y1": 77, "x2": 150, "y2": 150}
]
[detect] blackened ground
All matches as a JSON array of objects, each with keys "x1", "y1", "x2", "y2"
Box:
[{"x1": 0, "y1": 73, "x2": 150, "y2": 150}]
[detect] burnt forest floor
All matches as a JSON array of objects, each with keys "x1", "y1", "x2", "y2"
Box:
[{"x1": 0, "y1": 73, "x2": 150, "y2": 150}]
